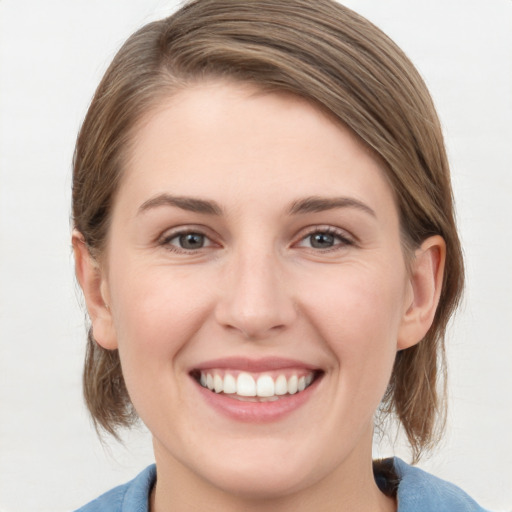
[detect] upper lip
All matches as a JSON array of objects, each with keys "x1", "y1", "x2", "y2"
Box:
[{"x1": 191, "y1": 357, "x2": 320, "y2": 373}]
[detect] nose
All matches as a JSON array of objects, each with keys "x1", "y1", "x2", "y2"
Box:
[{"x1": 214, "y1": 247, "x2": 297, "y2": 340}]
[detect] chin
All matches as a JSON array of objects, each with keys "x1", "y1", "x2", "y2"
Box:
[
  {"x1": 184, "y1": 437, "x2": 329, "y2": 501},
  {"x1": 203, "y1": 462, "x2": 314, "y2": 501}
]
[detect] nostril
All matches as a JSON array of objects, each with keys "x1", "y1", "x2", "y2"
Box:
[{"x1": 216, "y1": 305, "x2": 295, "y2": 340}]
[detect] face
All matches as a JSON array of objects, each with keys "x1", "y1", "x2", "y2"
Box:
[{"x1": 94, "y1": 82, "x2": 418, "y2": 499}]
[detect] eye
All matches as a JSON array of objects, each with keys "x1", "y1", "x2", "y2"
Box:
[
  {"x1": 309, "y1": 232, "x2": 337, "y2": 249},
  {"x1": 161, "y1": 230, "x2": 216, "y2": 252},
  {"x1": 175, "y1": 233, "x2": 207, "y2": 249},
  {"x1": 296, "y1": 227, "x2": 353, "y2": 250}
]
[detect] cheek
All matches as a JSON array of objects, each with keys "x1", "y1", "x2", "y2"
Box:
[
  {"x1": 109, "y1": 263, "x2": 213, "y2": 365},
  {"x1": 300, "y1": 264, "x2": 406, "y2": 369},
  {"x1": 107, "y1": 264, "x2": 217, "y2": 424}
]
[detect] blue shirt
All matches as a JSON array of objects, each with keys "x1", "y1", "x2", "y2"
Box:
[{"x1": 75, "y1": 457, "x2": 491, "y2": 511}]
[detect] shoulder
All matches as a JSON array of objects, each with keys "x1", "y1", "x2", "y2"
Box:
[
  {"x1": 74, "y1": 465, "x2": 156, "y2": 512},
  {"x1": 392, "y1": 457, "x2": 492, "y2": 512}
]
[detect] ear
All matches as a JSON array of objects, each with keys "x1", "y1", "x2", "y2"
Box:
[
  {"x1": 397, "y1": 235, "x2": 446, "y2": 350},
  {"x1": 72, "y1": 230, "x2": 118, "y2": 350}
]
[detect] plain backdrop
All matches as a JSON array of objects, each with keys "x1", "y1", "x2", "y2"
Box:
[{"x1": 0, "y1": 1, "x2": 511, "y2": 511}]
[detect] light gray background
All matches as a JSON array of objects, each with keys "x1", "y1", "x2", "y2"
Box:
[{"x1": 0, "y1": 1, "x2": 511, "y2": 511}]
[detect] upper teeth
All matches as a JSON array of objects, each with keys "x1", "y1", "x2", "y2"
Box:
[{"x1": 199, "y1": 371, "x2": 314, "y2": 398}]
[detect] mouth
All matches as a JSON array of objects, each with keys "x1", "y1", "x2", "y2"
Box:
[
  {"x1": 189, "y1": 358, "x2": 324, "y2": 422},
  {"x1": 190, "y1": 368, "x2": 323, "y2": 402}
]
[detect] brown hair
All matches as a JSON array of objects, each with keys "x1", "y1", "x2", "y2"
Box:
[{"x1": 73, "y1": 0, "x2": 464, "y2": 461}]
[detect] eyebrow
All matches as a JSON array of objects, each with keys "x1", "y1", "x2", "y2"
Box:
[
  {"x1": 288, "y1": 196, "x2": 376, "y2": 217},
  {"x1": 138, "y1": 194, "x2": 223, "y2": 215},
  {"x1": 138, "y1": 193, "x2": 375, "y2": 218}
]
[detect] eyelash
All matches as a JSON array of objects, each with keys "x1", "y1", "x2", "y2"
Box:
[{"x1": 158, "y1": 226, "x2": 355, "y2": 254}]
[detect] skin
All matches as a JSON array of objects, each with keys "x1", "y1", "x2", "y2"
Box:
[{"x1": 74, "y1": 81, "x2": 445, "y2": 512}]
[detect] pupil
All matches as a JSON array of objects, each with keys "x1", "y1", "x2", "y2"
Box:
[
  {"x1": 179, "y1": 233, "x2": 204, "y2": 249},
  {"x1": 311, "y1": 233, "x2": 334, "y2": 248}
]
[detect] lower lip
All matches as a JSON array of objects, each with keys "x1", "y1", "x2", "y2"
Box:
[{"x1": 194, "y1": 377, "x2": 320, "y2": 423}]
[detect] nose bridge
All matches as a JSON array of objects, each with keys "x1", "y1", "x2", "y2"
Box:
[{"x1": 216, "y1": 241, "x2": 295, "y2": 338}]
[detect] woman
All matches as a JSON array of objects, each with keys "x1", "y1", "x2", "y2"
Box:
[{"x1": 72, "y1": 0, "x2": 490, "y2": 510}]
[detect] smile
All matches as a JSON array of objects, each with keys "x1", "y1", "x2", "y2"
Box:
[
  {"x1": 190, "y1": 358, "x2": 323, "y2": 422},
  {"x1": 197, "y1": 370, "x2": 317, "y2": 401}
]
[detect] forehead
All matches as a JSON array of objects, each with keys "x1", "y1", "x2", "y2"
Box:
[{"x1": 118, "y1": 80, "x2": 397, "y2": 218}]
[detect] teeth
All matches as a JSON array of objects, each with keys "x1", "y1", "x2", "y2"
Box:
[
  {"x1": 197, "y1": 370, "x2": 316, "y2": 398},
  {"x1": 275, "y1": 375, "x2": 288, "y2": 395},
  {"x1": 256, "y1": 375, "x2": 275, "y2": 397},
  {"x1": 214, "y1": 374, "x2": 223, "y2": 393},
  {"x1": 223, "y1": 373, "x2": 236, "y2": 394},
  {"x1": 288, "y1": 375, "x2": 298, "y2": 395},
  {"x1": 237, "y1": 372, "x2": 256, "y2": 396}
]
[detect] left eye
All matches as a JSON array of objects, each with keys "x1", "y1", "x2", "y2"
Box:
[
  {"x1": 297, "y1": 230, "x2": 352, "y2": 250},
  {"x1": 308, "y1": 232, "x2": 336, "y2": 249}
]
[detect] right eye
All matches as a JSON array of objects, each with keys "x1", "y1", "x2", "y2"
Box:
[
  {"x1": 174, "y1": 233, "x2": 206, "y2": 249},
  {"x1": 161, "y1": 230, "x2": 216, "y2": 252}
]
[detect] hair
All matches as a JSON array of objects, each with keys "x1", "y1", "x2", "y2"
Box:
[{"x1": 73, "y1": 0, "x2": 464, "y2": 461}]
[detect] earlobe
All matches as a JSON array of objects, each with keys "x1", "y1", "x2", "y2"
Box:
[
  {"x1": 72, "y1": 230, "x2": 118, "y2": 350},
  {"x1": 397, "y1": 235, "x2": 446, "y2": 350}
]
